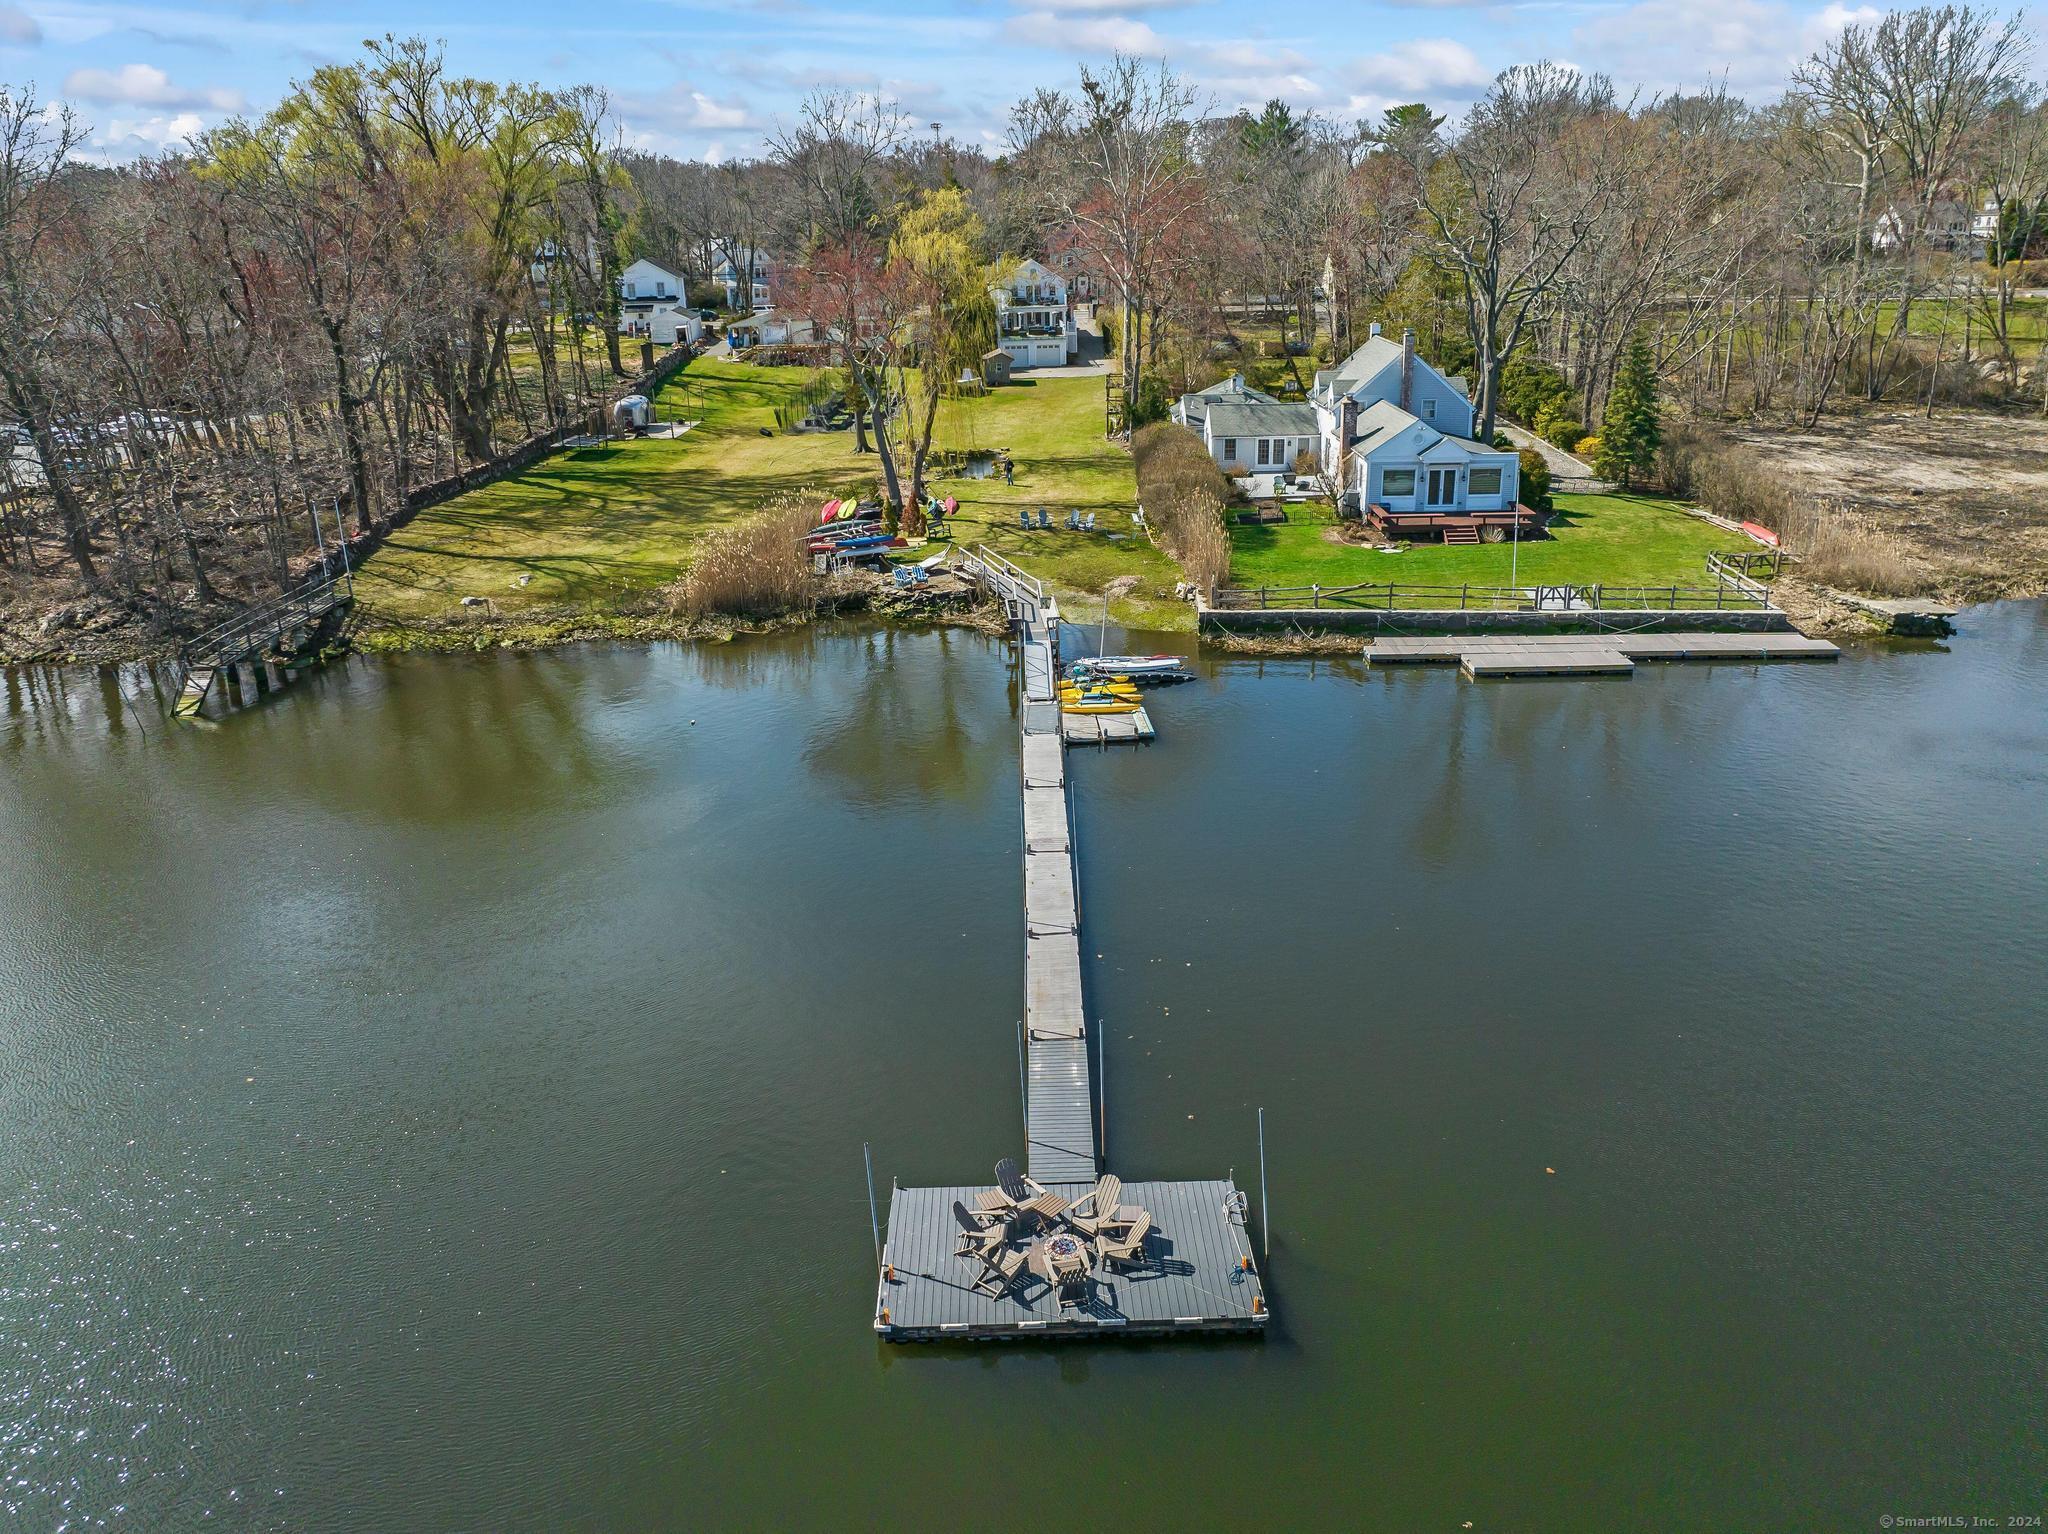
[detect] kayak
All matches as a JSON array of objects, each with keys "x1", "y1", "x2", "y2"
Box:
[
  {"x1": 1058, "y1": 683, "x2": 1140, "y2": 700},
  {"x1": 1061, "y1": 698, "x2": 1141, "y2": 715}
]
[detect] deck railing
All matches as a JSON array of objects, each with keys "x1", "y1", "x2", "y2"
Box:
[
  {"x1": 963, "y1": 544, "x2": 1045, "y2": 604},
  {"x1": 181, "y1": 572, "x2": 351, "y2": 670}
]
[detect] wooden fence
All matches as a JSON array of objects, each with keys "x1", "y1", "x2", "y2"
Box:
[{"x1": 1207, "y1": 578, "x2": 1775, "y2": 613}]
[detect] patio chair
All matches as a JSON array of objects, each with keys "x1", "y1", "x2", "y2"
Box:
[
  {"x1": 1037, "y1": 509, "x2": 1051, "y2": 530},
  {"x1": 1066, "y1": 509, "x2": 1080, "y2": 530},
  {"x1": 973, "y1": 1242, "x2": 1030, "y2": 1298},
  {"x1": 994, "y1": 1156, "x2": 1041, "y2": 1203},
  {"x1": 1083, "y1": 512, "x2": 1097, "y2": 532},
  {"x1": 1018, "y1": 508, "x2": 1032, "y2": 530},
  {"x1": 973, "y1": 1188, "x2": 1017, "y2": 1215},
  {"x1": 1095, "y1": 1210, "x2": 1153, "y2": 1270},
  {"x1": 953, "y1": 1200, "x2": 1008, "y2": 1256}
]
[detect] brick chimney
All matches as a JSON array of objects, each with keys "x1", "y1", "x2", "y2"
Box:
[
  {"x1": 1400, "y1": 328, "x2": 1416, "y2": 413},
  {"x1": 1338, "y1": 396, "x2": 1358, "y2": 449}
]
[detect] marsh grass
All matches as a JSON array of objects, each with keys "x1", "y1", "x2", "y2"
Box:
[
  {"x1": 1659, "y1": 426, "x2": 1935, "y2": 595},
  {"x1": 671, "y1": 490, "x2": 818, "y2": 619}
]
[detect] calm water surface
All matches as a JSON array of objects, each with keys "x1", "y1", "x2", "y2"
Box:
[{"x1": 3, "y1": 609, "x2": 2045, "y2": 1530}]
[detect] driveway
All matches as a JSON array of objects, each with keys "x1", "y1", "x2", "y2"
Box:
[{"x1": 1498, "y1": 422, "x2": 1610, "y2": 491}]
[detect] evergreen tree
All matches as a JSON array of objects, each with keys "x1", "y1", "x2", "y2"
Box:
[{"x1": 1596, "y1": 334, "x2": 1661, "y2": 489}]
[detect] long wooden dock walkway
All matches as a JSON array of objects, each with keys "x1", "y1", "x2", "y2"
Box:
[{"x1": 870, "y1": 548, "x2": 1265, "y2": 1342}]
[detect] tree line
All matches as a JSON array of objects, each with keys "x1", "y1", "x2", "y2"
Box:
[{"x1": 2, "y1": 6, "x2": 2041, "y2": 621}]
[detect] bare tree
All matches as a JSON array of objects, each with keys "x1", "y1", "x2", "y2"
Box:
[{"x1": 1407, "y1": 62, "x2": 1623, "y2": 439}]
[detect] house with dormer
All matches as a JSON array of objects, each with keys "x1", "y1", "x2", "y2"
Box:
[
  {"x1": 990, "y1": 257, "x2": 1078, "y2": 369},
  {"x1": 1313, "y1": 326, "x2": 1529, "y2": 540},
  {"x1": 1174, "y1": 325, "x2": 1533, "y2": 542}
]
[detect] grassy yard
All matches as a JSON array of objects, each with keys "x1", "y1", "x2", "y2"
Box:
[
  {"x1": 1226, "y1": 492, "x2": 1741, "y2": 596},
  {"x1": 355, "y1": 358, "x2": 1185, "y2": 629}
]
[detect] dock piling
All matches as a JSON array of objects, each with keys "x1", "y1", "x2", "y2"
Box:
[
  {"x1": 1258, "y1": 1106, "x2": 1269, "y2": 1263},
  {"x1": 863, "y1": 1141, "x2": 881, "y2": 1272}
]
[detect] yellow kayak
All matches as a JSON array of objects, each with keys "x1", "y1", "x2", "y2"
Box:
[
  {"x1": 1061, "y1": 697, "x2": 1141, "y2": 714},
  {"x1": 1058, "y1": 683, "x2": 1139, "y2": 701}
]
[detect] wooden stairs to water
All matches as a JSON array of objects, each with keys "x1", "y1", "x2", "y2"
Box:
[
  {"x1": 172, "y1": 667, "x2": 217, "y2": 718},
  {"x1": 1441, "y1": 525, "x2": 1481, "y2": 545}
]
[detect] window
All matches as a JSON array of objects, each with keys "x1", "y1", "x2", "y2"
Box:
[
  {"x1": 1381, "y1": 468, "x2": 1415, "y2": 497},
  {"x1": 624, "y1": 281, "x2": 637, "y2": 297},
  {"x1": 1469, "y1": 467, "x2": 1503, "y2": 496},
  {"x1": 1221, "y1": 438, "x2": 1239, "y2": 461},
  {"x1": 1422, "y1": 398, "x2": 1436, "y2": 419},
  {"x1": 1257, "y1": 439, "x2": 1271, "y2": 466}
]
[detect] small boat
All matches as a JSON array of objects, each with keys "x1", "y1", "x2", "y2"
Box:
[
  {"x1": 1058, "y1": 682, "x2": 1140, "y2": 700},
  {"x1": 1069, "y1": 654, "x2": 1185, "y2": 679}
]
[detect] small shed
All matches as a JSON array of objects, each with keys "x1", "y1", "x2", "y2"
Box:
[{"x1": 981, "y1": 348, "x2": 1013, "y2": 387}]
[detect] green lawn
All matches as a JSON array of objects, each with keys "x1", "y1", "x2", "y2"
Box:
[
  {"x1": 356, "y1": 358, "x2": 1185, "y2": 629},
  {"x1": 1226, "y1": 492, "x2": 1741, "y2": 596}
]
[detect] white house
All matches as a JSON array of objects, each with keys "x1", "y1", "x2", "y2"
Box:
[
  {"x1": 620, "y1": 297, "x2": 702, "y2": 347},
  {"x1": 727, "y1": 309, "x2": 816, "y2": 348},
  {"x1": 1172, "y1": 326, "x2": 1526, "y2": 536},
  {"x1": 1311, "y1": 327, "x2": 1522, "y2": 531},
  {"x1": 1871, "y1": 199, "x2": 1977, "y2": 255},
  {"x1": 1172, "y1": 374, "x2": 1318, "y2": 475},
  {"x1": 620, "y1": 258, "x2": 686, "y2": 302},
  {"x1": 712, "y1": 248, "x2": 773, "y2": 311},
  {"x1": 991, "y1": 257, "x2": 1078, "y2": 370}
]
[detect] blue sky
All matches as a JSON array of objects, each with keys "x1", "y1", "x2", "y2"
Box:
[{"x1": 0, "y1": 0, "x2": 2036, "y2": 163}]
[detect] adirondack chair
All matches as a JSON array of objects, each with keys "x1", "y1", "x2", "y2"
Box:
[
  {"x1": 1066, "y1": 1173, "x2": 1122, "y2": 1237},
  {"x1": 1018, "y1": 508, "x2": 1032, "y2": 530},
  {"x1": 972, "y1": 1242, "x2": 1030, "y2": 1298},
  {"x1": 1036, "y1": 509, "x2": 1051, "y2": 529},
  {"x1": 993, "y1": 1156, "x2": 1037, "y2": 1203},
  {"x1": 1095, "y1": 1210, "x2": 1153, "y2": 1270},
  {"x1": 1083, "y1": 512, "x2": 1097, "y2": 532},
  {"x1": 953, "y1": 1200, "x2": 1008, "y2": 1257}
]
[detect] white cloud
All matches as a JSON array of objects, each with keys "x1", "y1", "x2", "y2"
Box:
[
  {"x1": 1, "y1": 5, "x2": 38, "y2": 44},
  {"x1": 63, "y1": 63, "x2": 240, "y2": 111},
  {"x1": 1812, "y1": 3, "x2": 1881, "y2": 38},
  {"x1": 1009, "y1": 11, "x2": 1171, "y2": 53},
  {"x1": 1571, "y1": 0, "x2": 1867, "y2": 95},
  {"x1": 687, "y1": 90, "x2": 750, "y2": 129},
  {"x1": 1350, "y1": 38, "x2": 1490, "y2": 95}
]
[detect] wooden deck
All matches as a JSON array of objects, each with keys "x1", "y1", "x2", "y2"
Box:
[
  {"x1": 1368, "y1": 630, "x2": 1840, "y2": 677},
  {"x1": 877, "y1": 1180, "x2": 1266, "y2": 1340},
  {"x1": 1060, "y1": 707, "x2": 1155, "y2": 745},
  {"x1": 1364, "y1": 501, "x2": 1543, "y2": 543}
]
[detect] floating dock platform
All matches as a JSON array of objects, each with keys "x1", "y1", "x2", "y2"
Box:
[
  {"x1": 877, "y1": 1180, "x2": 1263, "y2": 1340},
  {"x1": 872, "y1": 550, "x2": 1265, "y2": 1344},
  {"x1": 1368, "y1": 630, "x2": 1840, "y2": 678},
  {"x1": 1060, "y1": 707, "x2": 1155, "y2": 745}
]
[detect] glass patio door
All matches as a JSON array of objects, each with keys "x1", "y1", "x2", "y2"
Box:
[{"x1": 1426, "y1": 467, "x2": 1458, "y2": 507}]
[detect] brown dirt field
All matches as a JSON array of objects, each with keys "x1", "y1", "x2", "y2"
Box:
[{"x1": 1731, "y1": 407, "x2": 2048, "y2": 603}]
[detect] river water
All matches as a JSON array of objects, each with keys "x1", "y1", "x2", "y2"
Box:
[{"x1": 3, "y1": 608, "x2": 2045, "y2": 1530}]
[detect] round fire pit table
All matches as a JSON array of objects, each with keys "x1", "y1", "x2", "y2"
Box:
[{"x1": 1041, "y1": 1230, "x2": 1091, "y2": 1283}]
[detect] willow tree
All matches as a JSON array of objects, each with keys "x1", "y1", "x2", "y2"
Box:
[{"x1": 891, "y1": 187, "x2": 995, "y2": 524}]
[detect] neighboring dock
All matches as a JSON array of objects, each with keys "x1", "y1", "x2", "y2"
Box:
[
  {"x1": 869, "y1": 548, "x2": 1266, "y2": 1343},
  {"x1": 1368, "y1": 630, "x2": 1840, "y2": 679}
]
